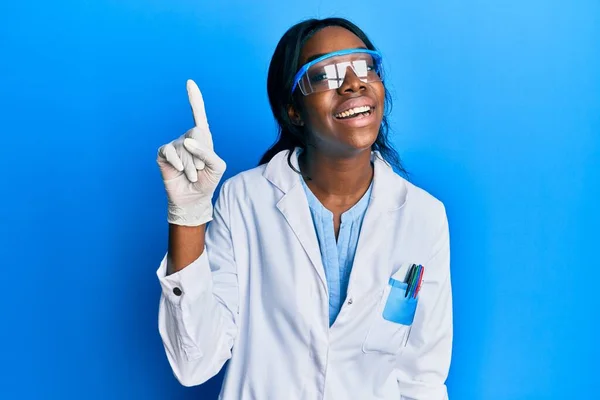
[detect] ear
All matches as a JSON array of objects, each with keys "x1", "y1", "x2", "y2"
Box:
[{"x1": 287, "y1": 104, "x2": 304, "y2": 126}]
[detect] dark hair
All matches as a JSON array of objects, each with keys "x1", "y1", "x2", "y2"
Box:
[{"x1": 258, "y1": 17, "x2": 407, "y2": 177}]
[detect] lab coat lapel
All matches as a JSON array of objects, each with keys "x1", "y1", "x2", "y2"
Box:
[
  {"x1": 348, "y1": 153, "x2": 409, "y2": 301},
  {"x1": 263, "y1": 149, "x2": 328, "y2": 293}
]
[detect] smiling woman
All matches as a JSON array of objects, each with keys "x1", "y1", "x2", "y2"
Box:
[
  {"x1": 282, "y1": 26, "x2": 385, "y2": 158},
  {"x1": 155, "y1": 17, "x2": 453, "y2": 400}
]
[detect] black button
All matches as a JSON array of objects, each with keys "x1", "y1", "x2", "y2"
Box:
[{"x1": 173, "y1": 287, "x2": 182, "y2": 296}]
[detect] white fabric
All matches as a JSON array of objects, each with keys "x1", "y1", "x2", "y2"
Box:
[{"x1": 157, "y1": 148, "x2": 452, "y2": 400}]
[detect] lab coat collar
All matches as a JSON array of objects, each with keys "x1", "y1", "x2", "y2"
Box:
[{"x1": 263, "y1": 147, "x2": 408, "y2": 211}]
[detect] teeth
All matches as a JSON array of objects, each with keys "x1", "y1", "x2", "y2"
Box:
[{"x1": 336, "y1": 105, "x2": 372, "y2": 119}]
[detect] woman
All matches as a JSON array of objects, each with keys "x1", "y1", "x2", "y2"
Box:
[{"x1": 156, "y1": 17, "x2": 452, "y2": 400}]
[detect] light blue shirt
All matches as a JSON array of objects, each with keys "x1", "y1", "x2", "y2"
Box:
[{"x1": 300, "y1": 177, "x2": 373, "y2": 326}]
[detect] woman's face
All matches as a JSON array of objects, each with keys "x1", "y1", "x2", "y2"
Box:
[{"x1": 293, "y1": 26, "x2": 385, "y2": 157}]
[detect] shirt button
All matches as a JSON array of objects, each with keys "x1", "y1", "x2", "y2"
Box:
[
  {"x1": 347, "y1": 298, "x2": 353, "y2": 305},
  {"x1": 173, "y1": 287, "x2": 182, "y2": 296}
]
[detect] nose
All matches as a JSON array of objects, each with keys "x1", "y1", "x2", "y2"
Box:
[{"x1": 337, "y1": 66, "x2": 366, "y2": 94}]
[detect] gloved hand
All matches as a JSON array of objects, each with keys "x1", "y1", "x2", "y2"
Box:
[{"x1": 157, "y1": 80, "x2": 226, "y2": 226}]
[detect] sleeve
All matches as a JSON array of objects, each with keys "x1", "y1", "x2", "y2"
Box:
[
  {"x1": 397, "y1": 203, "x2": 453, "y2": 399},
  {"x1": 156, "y1": 181, "x2": 239, "y2": 387}
]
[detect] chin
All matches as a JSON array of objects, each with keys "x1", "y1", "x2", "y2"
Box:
[{"x1": 342, "y1": 132, "x2": 379, "y2": 153}]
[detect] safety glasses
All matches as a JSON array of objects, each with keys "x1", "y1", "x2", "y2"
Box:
[{"x1": 291, "y1": 48, "x2": 383, "y2": 96}]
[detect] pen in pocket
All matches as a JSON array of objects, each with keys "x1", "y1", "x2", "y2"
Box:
[
  {"x1": 404, "y1": 264, "x2": 416, "y2": 297},
  {"x1": 404, "y1": 264, "x2": 425, "y2": 298},
  {"x1": 413, "y1": 266, "x2": 425, "y2": 298}
]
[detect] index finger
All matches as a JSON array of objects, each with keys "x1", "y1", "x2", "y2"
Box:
[{"x1": 186, "y1": 79, "x2": 209, "y2": 130}]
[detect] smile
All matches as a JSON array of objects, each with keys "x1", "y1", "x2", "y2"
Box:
[{"x1": 334, "y1": 105, "x2": 373, "y2": 119}]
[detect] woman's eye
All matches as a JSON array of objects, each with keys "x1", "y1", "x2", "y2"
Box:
[
  {"x1": 367, "y1": 65, "x2": 381, "y2": 77},
  {"x1": 309, "y1": 73, "x2": 327, "y2": 83}
]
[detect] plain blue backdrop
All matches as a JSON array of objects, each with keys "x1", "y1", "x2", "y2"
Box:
[{"x1": 1, "y1": 0, "x2": 599, "y2": 399}]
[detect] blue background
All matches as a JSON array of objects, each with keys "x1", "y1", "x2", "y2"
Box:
[{"x1": 1, "y1": 0, "x2": 599, "y2": 399}]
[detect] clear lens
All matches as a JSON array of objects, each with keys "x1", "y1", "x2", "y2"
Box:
[{"x1": 298, "y1": 53, "x2": 382, "y2": 95}]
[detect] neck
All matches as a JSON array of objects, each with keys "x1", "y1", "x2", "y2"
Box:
[{"x1": 299, "y1": 147, "x2": 374, "y2": 198}]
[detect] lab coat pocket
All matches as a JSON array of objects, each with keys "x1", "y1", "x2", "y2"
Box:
[{"x1": 362, "y1": 279, "x2": 417, "y2": 355}]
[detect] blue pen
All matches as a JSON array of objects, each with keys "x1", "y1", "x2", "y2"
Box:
[{"x1": 404, "y1": 264, "x2": 416, "y2": 297}]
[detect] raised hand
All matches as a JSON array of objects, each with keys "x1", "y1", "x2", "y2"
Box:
[{"x1": 157, "y1": 80, "x2": 226, "y2": 226}]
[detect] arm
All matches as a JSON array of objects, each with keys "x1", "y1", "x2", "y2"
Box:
[
  {"x1": 155, "y1": 80, "x2": 232, "y2": 386},
  {"x1": 157, "y1": 182, "x2": 238, "y2": 387},
  {"x1": 167, "y1": 224, "x2": 205, "y2": 275},
  {"x1": 397, "y1": 204, "x2": 453, "y2": 399}
]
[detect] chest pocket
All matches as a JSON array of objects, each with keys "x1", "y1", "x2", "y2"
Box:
[{"x1": 362, "y1": 278, "x2": 419, "y2": 355}]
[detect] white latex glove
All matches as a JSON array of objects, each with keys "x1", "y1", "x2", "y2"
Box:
[{"x1": 157, "y1": 80, "x2": 226, "y2": 226}]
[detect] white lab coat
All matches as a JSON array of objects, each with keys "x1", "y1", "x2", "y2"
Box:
[{"x1": 157, "y1": 148, "x2": 452, "y2": 400}]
